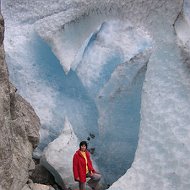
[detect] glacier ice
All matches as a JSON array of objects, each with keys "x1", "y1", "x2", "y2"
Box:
[
  {"x1": 2, "y1": 0, "x2": 190, "y2": 189},
  {"x1": 41, "y1": 117, "x2": 87, "y2": 189},
  {"x1": 109, "y1": 42, "x2": 190, "y2": 190},
  {"x1": 76, "y1": 20, "x2": 151, "y2": 98},
  {"x1": 108, "y1": 1, "x2": 190, "y2": 190},
  {"x1": 175, "y1": 0, "x2": 190, "y2": 51},
  {"x1": 96, "y1": 51, "x2": 150, "y2": 183}
]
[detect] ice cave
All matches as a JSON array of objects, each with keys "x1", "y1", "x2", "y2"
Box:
[{"x1": 1, "y1": 0, "x2": 190, "y2": 189}]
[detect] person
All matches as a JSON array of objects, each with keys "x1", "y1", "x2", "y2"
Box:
[{"x1": 73, "y1": 141, "x2": 101, "y2": 190}]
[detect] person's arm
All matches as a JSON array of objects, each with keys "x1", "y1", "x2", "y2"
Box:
[
  {"x1": 73, "y1": 154, "x2": 80, "y2": 181},
  {"x1": 86, "y1": 151, "x2": 96, "y2": 174}
]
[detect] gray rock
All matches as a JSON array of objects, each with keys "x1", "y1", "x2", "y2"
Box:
[
  {"x1": 9, "y1": 86, "x2": 40, "y2": 190},
  {"x1": 29, "y1": 164, "x2": 55, "y2": 185},
  {"x1": 21, "y1": 184, "x2": 32, "y2": 190},
  {"x1": 0, "y1": 13, "x2": 14, "y2": 190},
  {"x1": 31, "y1": 184, "x2": 55, "y2": 190},
  {"x1": 22, "y1": 184, "x2": 55, "y2": 190}
]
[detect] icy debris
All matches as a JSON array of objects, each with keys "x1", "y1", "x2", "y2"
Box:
[{"x1": 40, "y1": 117, "x2": 79, "y2": 189}]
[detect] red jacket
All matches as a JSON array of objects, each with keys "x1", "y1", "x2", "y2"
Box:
[{"x1": 73, "y1": 149, "x2": 95, "y2": 182}]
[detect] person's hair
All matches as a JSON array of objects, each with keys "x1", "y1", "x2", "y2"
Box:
[{"x1": 79, "y1": 141, "x2": 88, "y2": 149}]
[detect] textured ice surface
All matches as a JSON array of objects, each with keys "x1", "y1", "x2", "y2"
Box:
[
  {"x1": 2, "y1": 0, "x2": 190, "y2": 189},
  {"x1": 175, "y1": 0, "x2": 190, "y2": 50},
  {"x1": 41, "y1": 117, "x2": 79, "y2": 189},
  {"x1": 96, "y1": 51, "x2": 150, "y2": 183},
  {"x1": 108, "y1": 1, "x2": 190, "y2": 190},
  {"x1": 109, "y1": 42, "x2": 190, "y2": 190},
  {"x1": 76, "y1": 21, "x2": 151, "y2": 98}
]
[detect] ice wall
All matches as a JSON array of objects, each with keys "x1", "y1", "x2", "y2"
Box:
[{"x1": 109, "y1": 1, "x2": 190, "y2": 190}]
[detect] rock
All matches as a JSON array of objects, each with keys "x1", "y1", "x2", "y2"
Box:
[
  {"x1": 21, "y1": 184, "x2": 31, "y2": 190},
  {"x1": 29, "y1": 160, "x2": 36, "y2": 172},
  {"x1": 9, "y1": 84, "x2": 40, "y2": 190},
  {"x1": 22, "y1": 184, "x2": 55, "y2": 190},
  {"x1": 10, "y1": 83, "x2": 40, "y2": 148},
  {"x1": 31, "y1": 183, "x2": 55, "y2": 190},
  {"x1": 0, "y1": 12, "x2": 14, "y2": 190},
  {"x1": 29, "y1": 164, "x2": 55, "y2": 185}
]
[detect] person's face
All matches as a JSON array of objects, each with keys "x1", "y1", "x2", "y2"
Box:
[{"x1": 80, "y1": 145, "x2": 86, "y2": 152}]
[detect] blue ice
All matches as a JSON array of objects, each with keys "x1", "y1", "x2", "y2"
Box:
[{"x1": 6, "y1": 20, "x2": 151, "y2": 186}]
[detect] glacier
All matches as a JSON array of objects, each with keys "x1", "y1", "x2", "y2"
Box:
[{"x1": 2, "y1": 0, "x2": 190, "y2": 189}]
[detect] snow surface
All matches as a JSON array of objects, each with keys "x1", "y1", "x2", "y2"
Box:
[{"x1": 2, "y1": 0, "x2": 190, "y2": 189}]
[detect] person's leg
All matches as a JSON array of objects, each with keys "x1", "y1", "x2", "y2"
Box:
[
  {"x1": 87, "y1": 173, "x2": 101, "y2": 190},
  {"x1": 79, "y1": 182, "x2": 86, "y2": 190}
]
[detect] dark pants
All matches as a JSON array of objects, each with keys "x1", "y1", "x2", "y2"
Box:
[{"x1": 79, "y1": 172, "x2": 101, "y2": 190}]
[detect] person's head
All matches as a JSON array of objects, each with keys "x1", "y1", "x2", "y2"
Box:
[{"x1": 79, "y1": 141, "x2": 88, "y2": 152}]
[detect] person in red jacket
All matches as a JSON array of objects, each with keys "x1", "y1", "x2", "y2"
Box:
[{"x1": 73, "y1": 141, "x2": 101, "y2": 190}]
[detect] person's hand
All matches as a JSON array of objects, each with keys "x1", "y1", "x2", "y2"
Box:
[{"x1": 75, "y1": 177, "x2": 80, "y2": 181}]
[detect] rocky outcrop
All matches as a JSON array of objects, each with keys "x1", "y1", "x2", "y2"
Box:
[
  {"x1": 9, "y1": 84, "x2": 40, "y2": 190},
  {"x1": 0, "y1": 13, "x2": 40, "y2": 190},
  {"x1": 0, "y1": 13, "x2": 13, "y2": 190}
]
